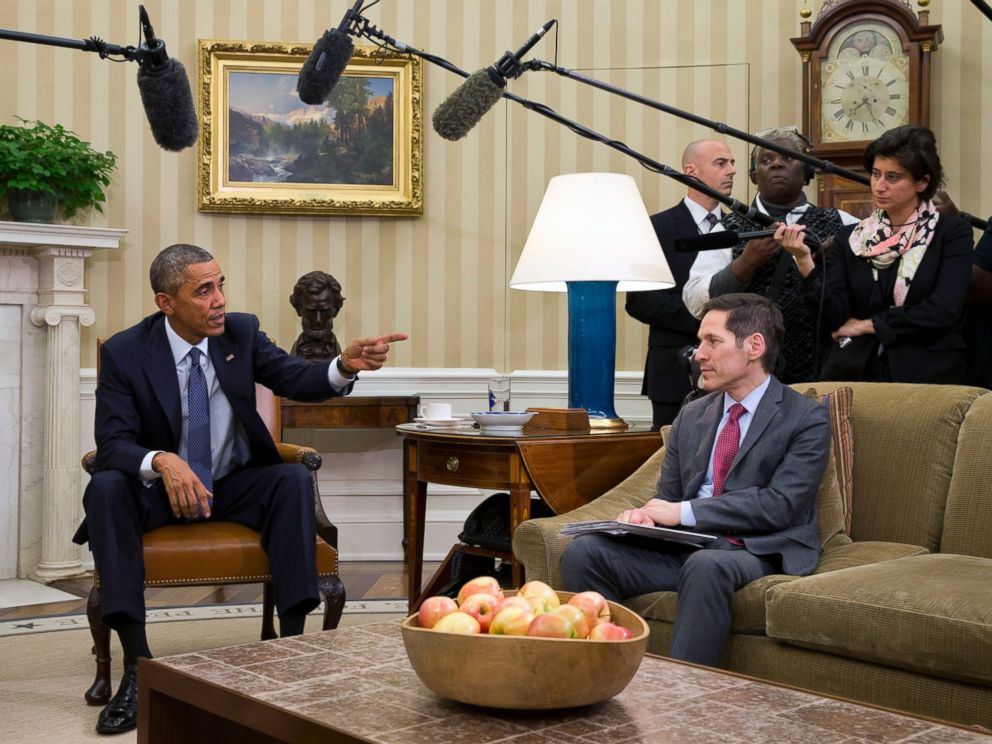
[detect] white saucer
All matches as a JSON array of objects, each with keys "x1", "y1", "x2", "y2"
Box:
[
  {"x1": 477, "y1": 425, "x2": 523, "y2": 434},
  {"x1": 413, "y1": 417, "x2": 464, "y2": 427}
]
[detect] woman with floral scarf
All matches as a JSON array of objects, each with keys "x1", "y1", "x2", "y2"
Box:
[{"x1": 775, "y1": 125, "x2": 973, "y2": 383}]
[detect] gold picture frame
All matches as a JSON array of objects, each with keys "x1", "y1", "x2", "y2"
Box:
[{"x1": 197, "y1": 40, "x2": 423, "y2": 216}]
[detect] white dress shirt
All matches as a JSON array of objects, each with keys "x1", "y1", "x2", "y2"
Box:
[{"x1": 682, "y1": 196, "x2": 725, "y2": 235}]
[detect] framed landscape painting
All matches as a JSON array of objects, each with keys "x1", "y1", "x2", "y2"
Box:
[{"x1": 197, "y1": 40, "x2": 423, "y2": 216}]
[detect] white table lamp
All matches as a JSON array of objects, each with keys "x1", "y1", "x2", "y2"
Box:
[{"x1": 510, "y1": 172, "x2": 674, "y2": 427}]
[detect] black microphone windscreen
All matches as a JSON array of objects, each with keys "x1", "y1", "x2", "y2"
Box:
[
  {"x1": 297, "y1": 29, "x2": 353, "y2": 105},
  {"x1": 432, "y1": 69, "x2": 505, "y2": 141},
  {"x1": 136, "y1": 58, "x2": 199, "y2": 151},
  {"x1": 674, "y1": 230, "x2": 739, "y2": 252}
]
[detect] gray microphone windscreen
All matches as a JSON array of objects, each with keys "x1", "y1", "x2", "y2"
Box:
[
  {"x1": 432, "y1": 69, "x2": 505, "y2": 141},
  {"x1": 297, "y1": 28, "x2": 354, "y2": 105},
  {"x1": 136, "y1": 58, "x2": 199, "y2": 151}
]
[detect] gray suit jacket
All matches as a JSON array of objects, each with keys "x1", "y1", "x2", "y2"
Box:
[{"x1": 656, "y1": 376, "x2": 830, "y2": 575}]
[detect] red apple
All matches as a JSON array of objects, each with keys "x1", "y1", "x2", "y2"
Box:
[
  {"x1": 432, "y1": 611, "x2": 481, "y2": 634},
  {"x1": 588, "y1": 621, "x2": 633, "y2": 641},
  {"x1": 457, "y1": 576, "x2": 504, "y2": 606},
  {"x1": 493, "y1": 595, "x2": 530, "y2": 615},
  {"x1": 458, "y1": 592, "x2": 500, "y2": 633},
  {"x1": 519, "y1": 580, "x2": 560, "y2": 614},
  {"x1": 417, "y1": 595, "x2": 458, "y2": 629},
  {"x1": 567, "y1": 591, "x2": 612, "y2": 629},
  {"x1": 526, "y1": 612, "x2": 577, "y2": 639},
  {"x1": 489, "y1": 605, "x2": 534, "y2": 636},
  {"x1": 551, "y1": 604, "x2": 590, "y2": 639}
]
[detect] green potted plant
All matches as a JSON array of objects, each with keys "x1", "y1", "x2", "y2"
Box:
[{"x1": 0, "y1": 117, "x2": 117, "y2": 223}]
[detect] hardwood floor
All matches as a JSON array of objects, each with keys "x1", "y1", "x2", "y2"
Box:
[{"x1": 0, "y1": 561, "x2": 440, "y2": 622}]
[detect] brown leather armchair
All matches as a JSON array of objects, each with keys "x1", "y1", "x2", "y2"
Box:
[{"x1": 81, "y1": 382, "x2": 345, "y2": 705}]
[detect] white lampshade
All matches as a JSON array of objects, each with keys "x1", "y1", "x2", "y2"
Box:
[{"x1": 509, "y1": 172, "x2": 674, "y2": 293}]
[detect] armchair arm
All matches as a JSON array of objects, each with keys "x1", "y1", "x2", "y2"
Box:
[
  {"x1": 513, "y1": 445, "x2": 667, "y2": 587},
  {"x1": 274, "y1": 442, "x2": 322, "y2": 471},
  {"x1": 82, "y1": 450, "x2": 98, "y2": 475},
  {"x1": 276, "y1": 441, "x2": 338, "y2": 551}
]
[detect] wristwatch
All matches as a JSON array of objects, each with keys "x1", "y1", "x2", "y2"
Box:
[{"x1": 336, "y1": 357, "x2": 355, "y2": 376}]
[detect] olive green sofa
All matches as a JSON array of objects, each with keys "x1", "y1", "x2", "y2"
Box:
[{"x1": 513, "y1": 383, "x2": 992, "y2": 728}]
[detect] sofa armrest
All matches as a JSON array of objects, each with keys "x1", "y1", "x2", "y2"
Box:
[{"x1": 513, "y1": 446, "x2": 666, "y2": 586}]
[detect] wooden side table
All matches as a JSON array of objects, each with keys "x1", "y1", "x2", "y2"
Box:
[
  {"x1": 397, "y1": 424, "x2": 662, "y2": 610},
  {"x1": 280, "y1": 395, "x2": 419, "y2": 436}
]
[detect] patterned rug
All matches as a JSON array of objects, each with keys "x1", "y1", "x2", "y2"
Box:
[
  {"x1": 0, "y1": 598, "x2": 410, "y2": 637},
  {"x1": 2, "y1": 612, "x2": 407, "y2": 743}
]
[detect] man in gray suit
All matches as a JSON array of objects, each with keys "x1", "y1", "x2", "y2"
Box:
[{"x1": 561, "y1": 293, "x2": 830, "y2": 667}]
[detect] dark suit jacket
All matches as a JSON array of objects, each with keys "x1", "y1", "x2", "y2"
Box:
[
  {"x1": 92, "y1": 311, "x2": 349, "y2": 480},
  {"x1": 656, "y1": 376, "x2": 830, "y2": 576},
  {"x1": 625, "y1": 201, "x2": 702, "y2": 403},
  {"x1": 820, "y1": 213, "x2": 973, "y2": 383}
]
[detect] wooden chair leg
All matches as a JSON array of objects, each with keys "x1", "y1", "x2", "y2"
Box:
[
  {"x1": 260, "y1": 582, "x2": 278, "y2": 640},
  {"x1": 84, "y1": 585, "x2": 112, "y2": 705},
  {"x1": 319, "y1": 575, "x2": 346, "y2": 631}
]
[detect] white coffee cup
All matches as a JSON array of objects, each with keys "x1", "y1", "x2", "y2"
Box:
[{"x1": 419, "y1": 402, "x2": 453, "y2": 420}]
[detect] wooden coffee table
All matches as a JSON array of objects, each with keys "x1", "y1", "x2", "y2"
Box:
[{"x1": 137, "y1": 621, "x2": 986, "y2": 743}]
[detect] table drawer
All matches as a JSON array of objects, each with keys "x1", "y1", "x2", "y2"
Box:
[{"x1": 416, "y1": 442, "x2": 517, "y2": 488}]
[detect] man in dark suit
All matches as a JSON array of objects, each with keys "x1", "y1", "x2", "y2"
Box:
[
  {"x1": 626, "y1": 139, "x2": 737, "y2": 429},
  {"x1": 562, "y1": 293, "x2": 829, "y2": 667},
  {"x1": 74, "y1": 244, "x2": 406, "y2": 734}
]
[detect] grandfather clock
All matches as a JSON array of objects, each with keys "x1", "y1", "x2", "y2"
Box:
[{"x1": 791, "y1": 0, "x2": 942, "y2": 217}]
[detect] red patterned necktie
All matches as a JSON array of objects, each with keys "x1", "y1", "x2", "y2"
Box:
[{"x1": 712, "y1": 403, "x2": 746, "y2": 497}]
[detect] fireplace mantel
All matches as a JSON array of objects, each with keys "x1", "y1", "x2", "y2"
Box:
[{"x1": 0, "y1": 220, "x2": 126, "y2": 580}]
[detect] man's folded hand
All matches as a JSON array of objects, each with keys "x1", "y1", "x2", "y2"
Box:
[{"x1": 152, "y1": 452, "x2": 212, "y2": 519}]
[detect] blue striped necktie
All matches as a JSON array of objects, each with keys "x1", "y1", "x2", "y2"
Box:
[{"x1": 186, "y1": 347, "x2": 213, "y2": 498}]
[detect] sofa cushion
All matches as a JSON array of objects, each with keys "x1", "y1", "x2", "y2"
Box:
[
  {"x1": 808, "y1": 416, "x2": 849, "y2": 550},
  {"x1": 765, "y1": 553, "x2": 992, "y2": 685},
  {"x1": 802, "y1": 386, "x2": 854, "y2": 536},
  {"x1": 813, "y1": 539, "x2": 927, "y2": 574},
  {"x1": 942, "y1": 391, "x2": 992, "y2": 558},
  {"x1": 628, "y1": 573, "x2": 798, "y2": 635},
  {"x1": 630, "y1": 541, "x2": 926, "y2": 636},
  {"x1": 798, "y1": 383, "x2": 984, "y2": 552}
]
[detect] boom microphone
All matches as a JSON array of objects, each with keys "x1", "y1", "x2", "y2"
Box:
[
  {"x1": 432, "y1": 69, "x2": 505, "y2": 141},
  {"x1": 433, "y1": 20, "x2": 555, "y2": 141},
  {"x1": 297, "y1": 0, "x2": 363, "y2": 104},
  {"x1": 674, "y1": 228, "x2": 821, "y2": 252},
  {"x1": 134, "y1": 5, "x2": 198, "y2": 151}
]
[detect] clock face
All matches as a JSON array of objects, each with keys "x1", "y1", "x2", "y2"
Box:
[{"x1": 819, "y1": 21, "x2": 910, "y2": 143}]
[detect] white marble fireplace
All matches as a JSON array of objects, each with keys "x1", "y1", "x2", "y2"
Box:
[{"x1": 0, "y1": 221, "x2": 124, "y2": 581}]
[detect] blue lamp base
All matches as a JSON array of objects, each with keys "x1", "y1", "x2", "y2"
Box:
[{"x1": 566, "y1": 281, "x2": 627, "y2": 429}]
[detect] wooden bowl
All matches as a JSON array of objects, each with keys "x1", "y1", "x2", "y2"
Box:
[{"x1": 400, "y1": 591, "x2": 649, "y2": 709}]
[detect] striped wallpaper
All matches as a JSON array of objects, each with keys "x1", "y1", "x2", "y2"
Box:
[{"x1": 1, "y1": 0, "x2": 987, "y2": 371}]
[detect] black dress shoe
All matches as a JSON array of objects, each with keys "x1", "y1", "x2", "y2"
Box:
[{"x1": 96, "y1": 660, "x2": 139, "y2": 735}]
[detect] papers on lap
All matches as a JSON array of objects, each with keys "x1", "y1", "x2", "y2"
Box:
[{"x1": 559, "y1": 520, "x2": 719, "y2": 548}]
